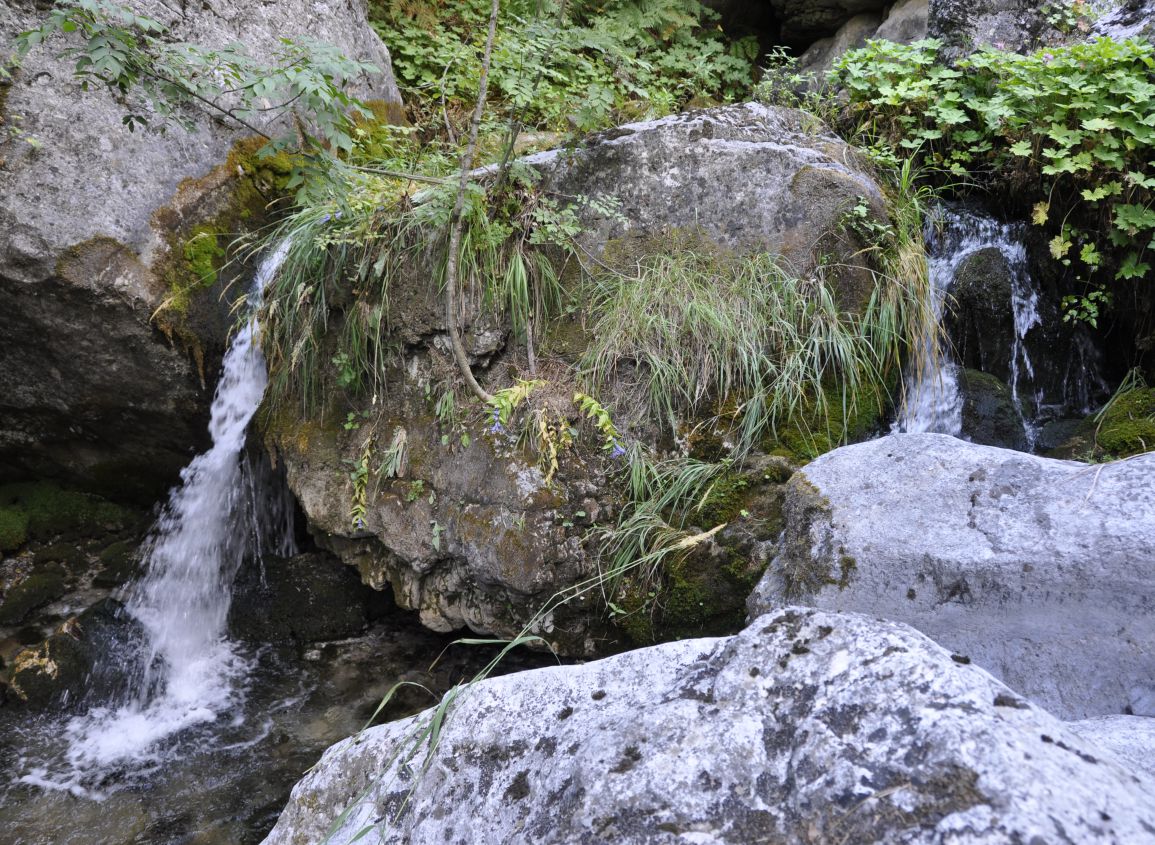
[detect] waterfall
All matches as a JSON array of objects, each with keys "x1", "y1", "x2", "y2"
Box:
[
  {"x1": 19, "y1": 241, "x2": 294, "y2": 797},
  {"x1": 895, "y1": 209, "x2": 1045, "y2": 443}
]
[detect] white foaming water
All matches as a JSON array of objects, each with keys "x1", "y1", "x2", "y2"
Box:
[
  {"x1": 20, "y1": 241, "x2": 293, "y2": 797},
  {"x1": 895, "y1": 209, "x2": 1046, "y2": 440}
]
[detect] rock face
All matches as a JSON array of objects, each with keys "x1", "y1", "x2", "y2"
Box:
[
  {"x1": 769, "y1": 0, "x2": 886, "y2": 45},
  {"x1": 525, "y1": 103, "x2": 887, "y2": 308},
  {"x1": 262, "y1": 607, "x2": 1155, "y2": 845},
  {"x1": 748, "y1": 433, "x2": 1155, "y2": 720},
  {"x1": 0, "y1": 0, "x2": 400, "y2": 500},
  {"x1": 794, "y1": 0, "x2": 928, "y2": 86},
  {"x1": 957, "y1": 369, "x2": 1028, "y2": 451},
  {"x1": 273, "y1": 103, "x2": 888, "y2": 654},
  {"x1": 929, "y1": 0, "x2": 1048, "y2": 59}
]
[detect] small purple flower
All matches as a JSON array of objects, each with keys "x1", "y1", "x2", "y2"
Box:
[
  {"x1": 319, "y1": 213, "x2": 332, "y2": 224},
  {"x1": 489, "y1": 407, "x2": 505, "y2": 434},
  {"x1": 610, "y1": 441, "x2": 627, "y2": 459}
]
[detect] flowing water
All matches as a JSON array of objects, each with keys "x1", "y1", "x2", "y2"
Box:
[
  {"x1": 10, "y1": 241, "x2": 294, "y2": 799},
  {"x1": 0, "y1": 241, "x2": 559, "y2": 844},
  {"x1": 895, "y1": 209, "x2": 1053, "y2": 446}
]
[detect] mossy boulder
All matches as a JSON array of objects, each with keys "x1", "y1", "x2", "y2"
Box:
[
  {"x1": 1096, "y1": 388, "x2": 1155, "y2": 458},
  {"x1": 958, "y1": 369, "x2": 1028, "y2": 451},
  {"x1": 0, "y1": 564, "x2": 67, "y2": 626},
  {"x1": 0, "y1": 481, "x2": 132, "y2": 543},
  {"x1": 4, "y1": 598, "x2": 146, "y2": 708},
  {"x1": 92, "y1": 539, "x2": 142, "y2": 588}
]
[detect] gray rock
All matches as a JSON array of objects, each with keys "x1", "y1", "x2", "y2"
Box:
[
  {"x1": 524, "y1": 102, "x2": 888, "y2": 310},
  {"x1": 875, "y1": 0, "x2": 929, "y2": 43},
  {"x1": 0, "y1": 0, "x2": 400, "y2": 499},
  {"x1": 262, "y1": 607, "x2": 1155, "y2": 845},
  {"x1": 794, "y1": 0, "x2": 929, "y2": 90},
  {"x1": 274, "y1": 104, "x2": 889, "y2": 655},
  {"x1": 770, "y1": 0, "x2": 887, "y2": 45},
  {"x1": 958, "y1": 369, "x2": 1028, "y2": 451},
  {"x1": 1068, "y1": 715, "x2": 1155, "y2": 780},
  {"x1": 795, "y1": 13, "x2": 882, "y2": 88},
  {"x1": 929, "y1": 0, "x2": 1048, "y2": 59},
  {"x1": 748, "y1": 433, "x2": 1155, "y2": 719}
]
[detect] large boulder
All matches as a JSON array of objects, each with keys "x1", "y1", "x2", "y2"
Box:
[
  {"x1": 928, "y1": 0, "x2": 1049, "y2": 59},
  {"x1": 0, "y1": 0, "x2": 400, "y2": 501},
  {"x1": 272, "y1": 103, "x2": 889, "y2": 655},
  {"x1": 261, "y1": 607, "x2": 1155, "y2": 845},
  {"x1": 748, "y1": 433, "x2": 1155, "y2": 719}
]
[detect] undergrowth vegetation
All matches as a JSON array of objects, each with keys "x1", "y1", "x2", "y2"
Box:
[
  {"x1": 370, "y1": 0, "x2": 757, "y2": 135},
  {"x1": 834, "y1": 36, "x2": 1155, "y2": 301}
]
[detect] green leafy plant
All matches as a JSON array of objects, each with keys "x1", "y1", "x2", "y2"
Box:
[
  {"x1": 371, "y1": 0, "x2": 756, "y2": 136},
  {"x1": 834, "y1": 36, "x2": 1155, "y2": 289}
]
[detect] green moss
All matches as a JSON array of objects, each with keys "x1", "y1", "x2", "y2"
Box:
[
  {"x1": 1096, "y1": 388, "x2": 1155, "y2": 458},
  {"x1": 0, "y1": 482, "x2": 130, "y2": 543},
  {"x1": 154, "y1": 136, "x2": 297, "y2": 333},
  {"x1": 0, "y1": 565, "x2": 67, "y2": 626},
  {"x1": 769, "y1": 381, "x2": 889, "y2": 461},
  {"x1": 182, "y1": 225, "x2": 227, "y2": 288},
  {"x1": 695, "y1": 471, "x2": 748, "y2": 527},
  {"x1": 0, "y1": 507, "x2": 29, "y2": 552}
]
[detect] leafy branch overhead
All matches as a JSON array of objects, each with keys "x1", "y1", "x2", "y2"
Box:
[{"x1": 15, "y1": 0, "x2": 381, "y2": 196}]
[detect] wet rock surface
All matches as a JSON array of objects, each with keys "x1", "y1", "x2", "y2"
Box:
[
  {"x1": 0, "y1": 606, "x2": 556, "y2": 845},
  {"x1": 229, "y1": 550, "x2": 385, "y2": 644},
  {"x1": 262, "y1": 607, "x2": 1155, "y2": 845},
  {"x1": 0, "y1": 0, "x2": 400, "y2": 499},
  {"x1": 748, "y1": 433, "x2": 1155, "y2": 719},
  {"x1": 957, "y1": 369, "x2": 1029, "y2": 451}
]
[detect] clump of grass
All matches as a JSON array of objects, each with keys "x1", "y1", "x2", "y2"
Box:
[
  {"x1": 580, "y1": 246, "x2": 905, "y2": 456},
  {"x1": 259, "y1": 166, "x2": 570, "y2": 414}
]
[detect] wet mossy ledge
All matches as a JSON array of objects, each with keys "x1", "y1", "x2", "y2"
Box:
[{"x1": 149, "y1": 136, "x2": 298, "y2": 378}]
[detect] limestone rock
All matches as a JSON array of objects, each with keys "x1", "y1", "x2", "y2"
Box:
[
  {"x1": 273, "y1": 104, "x2": 887, "y2": 654},
  {"x1": 748, "y1": 433, "x2": 1155, "y2": 719},
  {"x1": 795, "y1": 13, "x2": 882, "y2": 87},
  {"x1": 0, "y1": 0, "x2": 400, "y2": 500},
  {"x1": 525, "y1": 103, "x2": 887, "y2": 311},
  {"x1": 875, "y1": 0, "x2": 929, "y2": 43},
  {"x1": 262, "y1": 607, "x2": 1155, "y2": 845},
  {"x1": 928, "y1": 0, "x2": 1049, "y2": 59}
]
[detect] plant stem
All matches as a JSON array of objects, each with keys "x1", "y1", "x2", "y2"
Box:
[{"x1": 444, "y1": 0, "x2": 500, "y2": 405}]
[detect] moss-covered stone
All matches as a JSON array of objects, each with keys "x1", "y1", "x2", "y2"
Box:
[
  {"x1": 0, "y1": 481, "x2": 131, "y2": 542},
  {"x1": 92, "y1": 539, "x2": 142, "y2": 588},
  {"x1": 0, "y1": 507, "x2": 29, "y2": 551},
  {"x1": 1096, "y1": 388, "x2": 1155, "y2": 458},
  {"x1": 769, "y1": 382, "x2": 889, "y2": 461},
  {"x1": 0, "y1": 564, "x2": 67, "y2": 625}
]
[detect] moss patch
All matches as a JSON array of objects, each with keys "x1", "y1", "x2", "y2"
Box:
[
  {"x1": 0, "y1": 482, "x2": 131, "y2": 543},
  {"x1": 0, "y1": 565, "x2": 67, "y2": 626},
  {"x1": 1096, "y1": 388, "x2": 1155, "y2": 458},
  {"x1": 0, "y1": 508, "x2": 29, "y2": 552},
  {"x1": 768, "y1": 382, "x2": 889, "y2": 461}
]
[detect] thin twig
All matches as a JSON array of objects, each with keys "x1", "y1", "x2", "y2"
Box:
[{"x1": 443, "y1": 0, "x2": 500, "y2": 404}]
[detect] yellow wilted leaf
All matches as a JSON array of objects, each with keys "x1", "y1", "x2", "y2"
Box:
[{"x1": 1032, "y1": 202, "x2": 1050, "y2": 226}]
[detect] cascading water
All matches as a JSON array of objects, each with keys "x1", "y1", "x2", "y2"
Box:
[
  {"x1": 895, "y1": 208, "x2": 1047, "y2": 445},
  {"x1": 18, "y1": 240, "x2": 294, "y2": 797}
]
